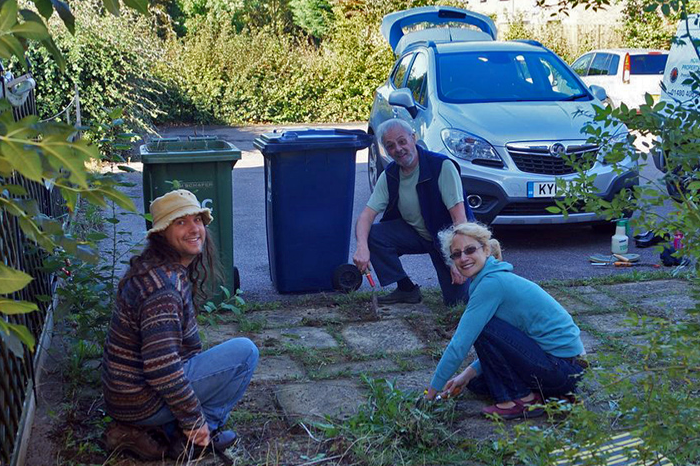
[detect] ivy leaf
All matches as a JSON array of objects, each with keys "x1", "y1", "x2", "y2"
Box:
[
  {"x1": 102, "y1": 0, "x2": 120, "y2": 15},
  {"x1": 51, "y1": 0, "x2": 74, "y2": 34},
  {"x1": 40, "y1": 36, "x2": 65, "y2": 72},
  {"x1": 0, "y1": 298, "x2": 38, "y2": 314},
  {"x1": 0, "y1": 1, "x2": 18, "y2": 32},
  {"x1": 0, "y1": 263, "x2": 33, "y2": 294},
  {"x1": 123, "y1": 0, "x2": 149, "y2": 14}
]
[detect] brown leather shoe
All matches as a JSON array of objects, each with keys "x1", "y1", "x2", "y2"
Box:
[{"x1": 104, "y1": 422, "x2": 167, "y2": 460}]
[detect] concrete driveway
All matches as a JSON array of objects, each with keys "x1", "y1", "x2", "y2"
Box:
[{"x1": 119, "y1": 123, "x2": 678, "y2": 303}]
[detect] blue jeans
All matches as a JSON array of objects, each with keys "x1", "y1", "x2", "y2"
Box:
[
  {"x1": 466, "y1": 318, "x2": 583, "y2": 403},
  {"x1": 368, "y1": 219, "x2": 469, "y2": 306},
  {"x1": 135, "y1": 337, "x2": 259, "y2": 431}
]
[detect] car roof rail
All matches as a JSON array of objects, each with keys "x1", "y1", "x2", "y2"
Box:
[{"x1": 510, "y1": 39, "x2": 544, "y2": 48}]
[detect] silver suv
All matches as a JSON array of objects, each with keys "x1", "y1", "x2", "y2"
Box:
[{"x1": 367, "y1": 6, "x2": 638, "y2": 226}]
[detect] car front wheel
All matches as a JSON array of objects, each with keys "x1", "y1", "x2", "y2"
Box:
[{"x1": 368, "y1": 135, "x2": 384, "y2": 192}]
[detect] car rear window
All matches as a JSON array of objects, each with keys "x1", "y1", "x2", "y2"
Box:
[{"x1": 630, "y1": 54, "x2": 668, "y2": 75}]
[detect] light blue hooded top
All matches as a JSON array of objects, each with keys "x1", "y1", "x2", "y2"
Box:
[{"x1": 430, "y1": 257, "x2": 584, "y2": 391}]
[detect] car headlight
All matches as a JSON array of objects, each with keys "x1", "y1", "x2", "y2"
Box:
[{"x1": 441, "y1": 128, "x2": 503, "y2": 163}]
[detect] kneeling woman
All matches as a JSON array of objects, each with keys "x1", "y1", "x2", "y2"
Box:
[
  {"x1": 425, "y1": 223, "x2": 586, "y2": 419},
  {"x1": 102, "y1": 190, "x2": 259, "y2": 458}
]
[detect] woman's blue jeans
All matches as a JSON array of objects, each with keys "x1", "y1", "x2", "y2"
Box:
[
  {"x1": 466, "y1": 318, "x2": 584, "y2": 403},
  {"x1": 135, "y1": 337, "x2": 259, "y2": 431}
]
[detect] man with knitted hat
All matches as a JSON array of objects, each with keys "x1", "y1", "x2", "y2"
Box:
[{"x1": 102, "y1": 189, "x2": 258, "y2": 460}]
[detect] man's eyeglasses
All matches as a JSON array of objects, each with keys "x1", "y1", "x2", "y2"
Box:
[{"x1": 449, "y1": 245, "x2": 483, "y2": 260}]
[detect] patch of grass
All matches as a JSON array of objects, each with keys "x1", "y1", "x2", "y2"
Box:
[
  {"x1": 316, "y1": 375, "x2": 468, "y2": 466},
  {"x1": 539, "y1": 269, "x2": 680, "y2": 288}
]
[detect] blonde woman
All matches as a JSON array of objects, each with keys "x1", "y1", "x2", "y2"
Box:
[{"x1": 425, "y1": 223, "x2": 586, "y2": 419}]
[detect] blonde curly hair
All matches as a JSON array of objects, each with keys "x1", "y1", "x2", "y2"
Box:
[{"x1": 438, "y1": 222, "x2": 502, "y2": 265}]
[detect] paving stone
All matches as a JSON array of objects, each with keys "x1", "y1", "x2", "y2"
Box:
[
  {"x1": 386, "y1": 368, "x2": 434, "y2": 393},
  {"x1": 637, "y1": 294, "x2": 696, "y2": 320},
  {"x1": 579, "y1": 314, "x2": 634, "y2": 334},
  {"x1": 253, "y1": 327, "x2": 339, "y2": 350},
  {"x1": 555, "y1": 295, "x2": 596, "y2": 315},
  {"x1": 455, "y1": 396, "x2": 492, "y2": 418},
  {"x1": 376, "y1": 302, "x2": 435, "y2": 319},
  {"x1": 203, "y1": 324, "x2": 240, "y2": 346},
  {"x1": 275, "y1": 379, "x2": 365, "y2": 421},
  {"x1": 342, "y1": 319, "x2": 425, "y2": 355},
  {"x1": 315, "y1": 358, "x2": 399, "y2": 378},
  {"x1": 604, "y1": 279, "x2": 692, "y2": 300},
  {"x1": 569, "y1": 285, "x2": 599, "y2": 295},
  {"x1": 578, "y1": 330, "x2": 602, "y2": 354},
  {"x1": 254, "y1": 355, "x2": 306, "y2": 382},
  {"x1": 249, "y1": 307, "x2": 346, "y2": 328}
]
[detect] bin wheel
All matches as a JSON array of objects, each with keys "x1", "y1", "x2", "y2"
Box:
[
  {"x1": 233, "y1": 266, "x2": 240, "y2": 293},
  {"x1": 333, "y1": 264, "x2": 362, "y2": 293}
]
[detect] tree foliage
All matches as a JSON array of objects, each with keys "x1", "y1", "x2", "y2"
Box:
[{"x1": 0, "y1": 0, "x2": 140, "y2": 355}]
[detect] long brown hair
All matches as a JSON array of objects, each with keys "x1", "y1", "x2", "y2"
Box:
[{"x1": 117, "y1": 228, "x2": 223, "y2": 306}]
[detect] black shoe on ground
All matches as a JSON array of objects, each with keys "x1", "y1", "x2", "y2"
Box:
[
  {"x1": 377, "y1": 285, "x2": 422, "y2": 305},
  {"x1": 104, "y1": 422, "x2": 168, "y2": 461}
]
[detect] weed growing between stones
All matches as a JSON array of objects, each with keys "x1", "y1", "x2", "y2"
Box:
[{"x1": 317, "y1": 375, "x2": 467, "y2": 466}]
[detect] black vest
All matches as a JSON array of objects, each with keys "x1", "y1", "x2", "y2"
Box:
[{"x1": 381, "y1": 146, "x2": 474, "y2": 247}]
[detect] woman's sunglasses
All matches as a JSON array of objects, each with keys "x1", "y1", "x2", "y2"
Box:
[{"x1": 449, "y1": 245, "x2": 483, "y2": 260}]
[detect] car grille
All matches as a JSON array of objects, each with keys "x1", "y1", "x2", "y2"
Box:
[
  {"x1": 506, "y1": 143, "x2": 598, "y2": 175},
  {"x1": 499, "y1": 200, "x2": 587, "y2": 216}
]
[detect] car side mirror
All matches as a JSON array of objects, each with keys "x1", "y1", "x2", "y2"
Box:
[
  {"x1": 389, "y1": 88, "x2": 418, "y2": 118},
  {"x1": 588, "y1": 85, "x2": 608, "y2": 103}
]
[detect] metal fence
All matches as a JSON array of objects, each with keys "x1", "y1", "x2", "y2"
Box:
[{"x1": 0, "y1": 69, "x2": 68, "y2": 465}]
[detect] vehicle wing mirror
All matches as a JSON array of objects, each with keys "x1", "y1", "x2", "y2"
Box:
[
  {"x1": 588, "y1": 85, "x2": 608, "y2": 102},
  {"x1": 389, "y1": 88, "x2": 418, "y2": 118}
]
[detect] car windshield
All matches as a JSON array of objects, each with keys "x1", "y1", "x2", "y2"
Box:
[{"x1": 437, "y1": 51, "x2": 590, "y2": 103}]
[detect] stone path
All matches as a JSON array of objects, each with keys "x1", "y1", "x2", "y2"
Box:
[{"x1": 207, "y1": 278, "x2": 696, "y2": 434}]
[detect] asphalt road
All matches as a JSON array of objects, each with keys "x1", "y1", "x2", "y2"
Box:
[{"x1": 153, "y1": 123, "x2": 674, "y2": 302}]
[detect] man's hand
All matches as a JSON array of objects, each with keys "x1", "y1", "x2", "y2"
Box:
[
  {"x1": 353, "y1": 246, "x2": 371, "y2": 274},
  {"x1": 184, "y1": 423, "x2": 211, "y2": 447},
  {"x1": 450, "y1": 264, "x2": 466, "y2": 285}
]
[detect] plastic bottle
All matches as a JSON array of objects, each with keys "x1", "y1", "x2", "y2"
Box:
[
  {"x1": 611, "y1": 219, "x2": 629, "y2": 254},
  {"x1": 673, "y1": 231, "x2": 683, "y2": 250}
]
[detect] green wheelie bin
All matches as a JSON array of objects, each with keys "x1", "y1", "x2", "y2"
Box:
[{"x1": 141, "y1": 136, "x2": 241, "y2": 295}]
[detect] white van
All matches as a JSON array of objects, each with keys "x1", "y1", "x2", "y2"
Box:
[
  {"x1": 654, "y1": 15, "x2": 700, "y2": 197},
  {"x1": 660, "y1": 15, "x2": 700, "y2": 107}
]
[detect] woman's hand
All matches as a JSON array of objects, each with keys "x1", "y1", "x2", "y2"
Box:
[
  {"x1": 184, "y1": 423, "x2": 211, "y2": 447},
  {"x1": 440, "y1": 367, "x2": 475, "y2": 398},
  {"x1": 424, "y1": 386, "x2": 439, "y2": 400},
  {"x1": 450, "y1": 264, "x2": 466, "y2": 285}
]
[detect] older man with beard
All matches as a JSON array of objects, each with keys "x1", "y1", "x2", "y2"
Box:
[{"x1": 353, "y1": 119, "x2": 475, "y2": 306}]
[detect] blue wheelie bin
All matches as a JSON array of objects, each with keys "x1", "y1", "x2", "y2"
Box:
[{"x1": 253, "y1": 129, "x2": 371, "y2": 293}]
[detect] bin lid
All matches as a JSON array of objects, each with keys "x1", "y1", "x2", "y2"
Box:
[
  {"x1": 141, "y1": 137, "x2": 241, "y2": 164},
  {"x1": 253, "y1": 128, "x2": 371, "y2": 154}
]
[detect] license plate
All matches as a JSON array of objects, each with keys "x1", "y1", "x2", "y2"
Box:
[{"x1": 527, "y1": 181, "x2": 560, "y2": 198}]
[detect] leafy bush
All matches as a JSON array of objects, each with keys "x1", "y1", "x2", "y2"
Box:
[{"x1": 23, "y1": 0, "x2": 165, "y2": 133}]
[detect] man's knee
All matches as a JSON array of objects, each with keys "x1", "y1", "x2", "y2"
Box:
[{"x1": 221, "y1": 337, "x2": 259, "y2": 372}]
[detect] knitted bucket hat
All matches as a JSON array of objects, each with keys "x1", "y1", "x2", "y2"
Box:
[{"x1": 147, "y1": 189, "x2": 213, "y2": 237}]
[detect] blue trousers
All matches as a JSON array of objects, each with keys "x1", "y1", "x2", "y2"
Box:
[
  {"x1": 466, "y1": 318, "x2": 583, "y2": 403},
  {"x1": 135, "y1": 337, "x2": 259, "y2": 431},
  {"x1": 368, "y1": 219, "x2": 469, "y2": 306}
]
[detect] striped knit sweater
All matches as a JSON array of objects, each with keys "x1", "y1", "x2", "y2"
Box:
[{"x1": 102, "y1": 262, "x2": 206, "y2": 431}]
